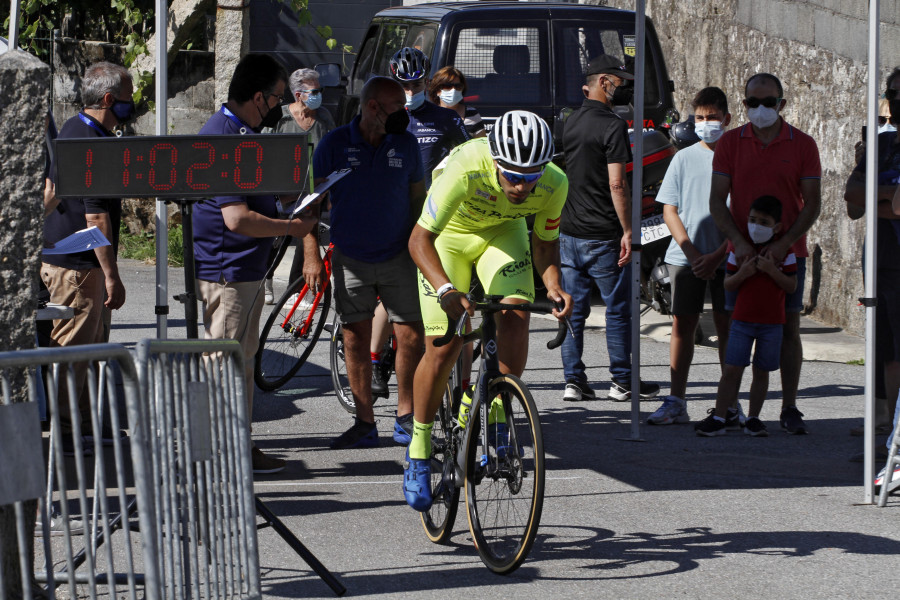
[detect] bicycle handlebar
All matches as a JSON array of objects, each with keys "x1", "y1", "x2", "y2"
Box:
[{"x1": 433, "y1": 297, "x2": 571, "y2": 350}]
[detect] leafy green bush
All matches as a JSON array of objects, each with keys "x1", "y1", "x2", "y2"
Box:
[{"x1": 119, "y1": 223, "x2": 183, "y2": 266}]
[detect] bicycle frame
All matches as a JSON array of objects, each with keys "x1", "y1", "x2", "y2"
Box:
[{"x1": 280, "y1": 243, "x2": 333, "y2": 338}]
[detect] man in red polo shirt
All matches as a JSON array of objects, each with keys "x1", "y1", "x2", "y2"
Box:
[{"x1": 709, "y1": 72, "x2": 822, "y2": 435}]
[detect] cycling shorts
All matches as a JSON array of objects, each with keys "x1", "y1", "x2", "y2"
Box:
[{"x1": 418, "y1": 219, "x2": 534, "y2": 336}]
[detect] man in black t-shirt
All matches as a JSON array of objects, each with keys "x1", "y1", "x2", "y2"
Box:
[
  {"x1": 42, "y1": 61, "x2": 133, "y2": 454},
  {"x1": 558, "y1": 55, "x2": 659, "y2": 403}
]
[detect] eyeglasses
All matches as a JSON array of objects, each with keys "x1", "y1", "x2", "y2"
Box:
[
  {"x1": 298, "y1": 88, "x2": 323, "y2": 95},
  {"x1": 886, "y1": 88, "x2": 898, "y2": 101},
  {"x1": 879, "y1": 116, "x2": 889, "y2": 126},
  {"x1": 499, "y1": 167, "x2": 545, "y2": 185},
  {"x1": 440, "y1": 82, "x2": 464, "y2": 90},
  {"x1": 744, "y1": 96, "x2": 781, "y2": 108}
]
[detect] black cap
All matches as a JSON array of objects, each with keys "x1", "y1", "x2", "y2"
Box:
[{"x1": 585, "y1": 54, "x2": 634, "y2": 80}]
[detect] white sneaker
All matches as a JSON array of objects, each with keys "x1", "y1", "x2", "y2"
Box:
[
  {"x1": 646, "y1": 395, "x2": 689, "y2": 425},
  {"x1": 264, "y1": 278, "x2": 275, "y2": 305},
  {"x1": 286, "y1": 293, "x2": 314, "y2": 312},
  {"x1": 563, "y1": 381, "x2": 596, "y2": 402}
]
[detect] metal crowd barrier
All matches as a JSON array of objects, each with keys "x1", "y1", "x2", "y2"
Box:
[
  {"x1": 877, "y1": 427, "x2": 900, "y2": 507},
  {"x1": 135, "y1": 339, "x2": 261, "y2": 600},
  {"x1": 0, "y1": 344, "x2": 159, "y2": 600}
]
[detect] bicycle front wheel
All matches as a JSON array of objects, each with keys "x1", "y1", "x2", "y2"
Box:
[
  {"x1": 464, "y1": 374, "x2": 544, "y2": 575},
  {"x1": 421, "y1": 380, "x2": 461, "y2": 543},
  {"x1": 255, "y1": 277, "x2": 330, "y2": 392},
  {"x1": 329, "y1": 315, "x2": 356, "y2": 413}
]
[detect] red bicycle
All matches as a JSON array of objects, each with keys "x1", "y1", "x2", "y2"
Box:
[{"x1": 254, "y1": 237, "x2": 333, "y2": 392}]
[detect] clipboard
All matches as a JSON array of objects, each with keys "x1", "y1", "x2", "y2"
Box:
[{"x1": 290, "y1": 168, "x2": 352, "y2": 217}]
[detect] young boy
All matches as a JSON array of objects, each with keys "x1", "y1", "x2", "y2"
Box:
[{"x1": 696, "y1": 195, "x2": 798, "y2": 437}]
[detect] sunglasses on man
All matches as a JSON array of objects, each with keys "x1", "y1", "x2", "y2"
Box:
[
  {"x1": 744, "y1": 96, "x2": 782, "y2": 109},
  {"x1": 499, "y1": 166, "x2": 545, "y2": 185}
]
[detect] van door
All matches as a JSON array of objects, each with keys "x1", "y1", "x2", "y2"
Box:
[{"x1": 445, "y1": 21, "x2": 551, "y2": 129}]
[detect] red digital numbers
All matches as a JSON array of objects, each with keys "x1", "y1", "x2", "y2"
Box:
[
  {"x1": 122, "y1": 148, "x2": 130, "y2": 188},
  {"x1": 234, "y1": 140, "x2": 263, "y2": 190},
  {"x1": 85, "y1": 149, "x2": 93, "y2": 189},
  {"x1": 186, "y1": 142, "x2": 214, "y2": 190},
  {"x1": 149, "y1": 143, "x2": 178, "y2": 191},
  {"x1": 294, "y1": 144, "x2": 306, "y2": 184}
]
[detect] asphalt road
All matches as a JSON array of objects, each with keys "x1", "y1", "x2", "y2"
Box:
[{"x1": 105, "y1": 258, "x2": 899, "y2": 599}]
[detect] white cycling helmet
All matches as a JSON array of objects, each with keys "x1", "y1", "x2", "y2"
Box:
[{"x1": 488, "y1": 110, "x2": 554, "y2": 169}]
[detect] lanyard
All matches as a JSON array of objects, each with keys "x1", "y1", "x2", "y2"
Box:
[
  {"x1": 77, "y1": 112, "x2": 111, "y2": 137},
  {"x1": 221, "y1": 105, "x2": 250, "y2": 135}
]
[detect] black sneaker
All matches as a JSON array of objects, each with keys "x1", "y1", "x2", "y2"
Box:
[
  {"x1": 743, "y1": 417, "x2": 769, "y2": 437},
  {"x1": 371, "y1": 362, "x2": 389, "y2": 398},
  {"x1": 330, "y1": 419, "x2": 379, "y2": 450},
  {"x1": 780, "y1": 405, "x2": 808, "y2": 435},
  {"x1": 724, "y1": 403, "x2": 746, "y2": 431},
  {"x1": 609, "y1": 378, "x2": 660, "y2": 402},
  {"x1": 695, "y1": 411, "x2": 727, "y2": 437},
  {"x1": 61, "y1": 435, "x2": 94, "y2": 457}
]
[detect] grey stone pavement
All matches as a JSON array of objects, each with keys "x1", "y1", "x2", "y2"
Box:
[{"x1": 106, "y1": 254, "x2": 900, "y2": 599}]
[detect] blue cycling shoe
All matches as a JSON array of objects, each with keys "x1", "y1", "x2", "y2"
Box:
[
  {"x1": 489, "y1": 423, "x2": 523, "y2": 459},
  {"x1": 393, "y1": 414, "x2": 413, "y2": 446},
  {"x1": 403, "y1": 449, "x2": 433, "y2": 512}
]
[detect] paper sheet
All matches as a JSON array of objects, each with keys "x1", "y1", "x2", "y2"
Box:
[
  {"x1": 290, "y1": 168, "x2": 352, "y2": 217},
  {"x1": 42, "y1": 226, "x2": 110, "y2": 255}
]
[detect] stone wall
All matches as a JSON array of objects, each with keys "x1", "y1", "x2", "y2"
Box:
[{"x1": 601, "y1": 0, "x2": 899, "y2": 336}]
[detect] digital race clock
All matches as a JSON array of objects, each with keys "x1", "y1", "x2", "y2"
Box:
[{"x1": 55, "y1": 134, "x2": 311, "y2": 198}]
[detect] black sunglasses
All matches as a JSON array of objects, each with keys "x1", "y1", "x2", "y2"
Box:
[
  {"x1": 440, "y1": 82, "x2": 464, "y2": 90},
  {"x1": 744, "y1": 96, "x2": 781, "y2": 109},
  {"x1": 886, "y1": 88, "x2": 898, "y2": 101}
]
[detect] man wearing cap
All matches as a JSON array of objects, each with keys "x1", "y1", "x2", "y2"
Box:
[{"x1": 558, "y1": 54, "x2": 660, "y2": 402}]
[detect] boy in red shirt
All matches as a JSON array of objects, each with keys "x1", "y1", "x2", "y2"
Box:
[{"x1": 697, "y1": 196, "x2": 798, "y2": 437}]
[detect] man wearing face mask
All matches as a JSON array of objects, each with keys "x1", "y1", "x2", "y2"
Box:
[
  {"x1": 389, "y1": 47, "x2": 470, "y2": 189},
  {"x1": 844, "y1": 67, "x2": 900, "y2": 447},
  {"x1": 308, "y1": 76, "x2": 426, "y2": 449},
  {"x1": 558, "y1": 54, "x2": 660, "y2": 403},
  {"x1": 709, "y1": 72, "x2": 822, "y2": 435},
  {"x1": 647, "y1": 87, "x2": 733, "y2": 426},
  {"x1": 193, "y1": 53, "x2": 319, "y2": 474},
  {"x1": 42, "y1": 61, "x2": 133, "y2": 455}
]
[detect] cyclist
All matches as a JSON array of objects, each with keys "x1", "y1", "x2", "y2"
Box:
[
  {"x1": 370, "y1": 47, "x2": 472, "y2": 445},
  {"x1": 404, "y1": 110, "x2": 573, "y2": 511}
]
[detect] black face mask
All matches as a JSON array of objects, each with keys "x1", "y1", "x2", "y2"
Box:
[
  {"x1": 890, "y1": 98, "x2": 900, "y2": 126},
  {"x1": 253, "y1": 97, "x2": 282, "y2": 132},
  {"x1": 612, "y1": 84, "x2": 634, "y2": 106},
  {"x1": 383, "y1": 106, "x2": 410, "y2": 135}
]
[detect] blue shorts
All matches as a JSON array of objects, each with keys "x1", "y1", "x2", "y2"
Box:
[
  {"x1": 725, "y1": 256, "x2": 805, "y2": 313},
  {"x1": 725, "y1": 319, "x2": 783, "y2": 371}
]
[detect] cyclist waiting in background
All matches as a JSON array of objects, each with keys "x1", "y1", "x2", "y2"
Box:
[
  {"x1": 403, "y1": 110, "x2": 573, "y2": 511},
  {"x1": 369, "y1": 47, "x2": 471, "y2": 445}
]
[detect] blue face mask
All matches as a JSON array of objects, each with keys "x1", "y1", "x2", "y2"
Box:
[
  {"x1": 303, "y1": 91, "x2": 323, "y2": 110},
  {"x1": 111, "y1": 98, "x2": 136, "y2": 123},
  {"x1": 406, "y1": 90, "x2": 426, "y2": 111}
]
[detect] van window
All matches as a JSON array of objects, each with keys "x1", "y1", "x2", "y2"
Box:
[
  {"x1": 406, "y1": 24, "x2": 437, "y2": 55},
  {"x1": 448, "y1": 23, "x2": 549, "y2": 107},
  {"x1": 352, "y1": 25, "x2": 380, "y2": 92},
  {"x1": 555, "y1": 22, "x2": 661, "y2": 109},
  {"x1": 372, "y1": 23, "x2": 410, "y2": 79}
]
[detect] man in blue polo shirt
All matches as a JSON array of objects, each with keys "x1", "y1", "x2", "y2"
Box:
[
  {"x1": 193, "y1": 53, "x2": 318, "y2": 474},
  {"x1": 305, "y1": 76, "x2": 426, "y2": 449}
]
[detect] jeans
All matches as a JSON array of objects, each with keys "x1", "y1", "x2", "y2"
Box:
[{"x1": 559, "y1": 234, "x2": 632, "y2": 383}]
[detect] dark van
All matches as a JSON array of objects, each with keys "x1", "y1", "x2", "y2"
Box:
[{"x1": 337, "y1": 1, "x2": 678, "y2": 137}]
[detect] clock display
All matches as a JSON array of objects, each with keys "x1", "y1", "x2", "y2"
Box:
[{"x1": 55, "y1": 134, "x2": 311, "y2": 198}]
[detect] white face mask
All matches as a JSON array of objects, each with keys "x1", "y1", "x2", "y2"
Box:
[
  {"x1": 406, "y1": 90, "x2": 426, "y2": 110},
  {"x1": 748, "y1": 222, "x2": 775, "y2": 244},
  {"x1": 878, "y1": 122, "x2": 897, "y2": 134},
  {"x1": 747, "y1": 105, "x2": 779, "y2": 129},
  {"x1": 693, "y1": 120, "x2": 724, "y2": 144},
  {"x1": 439, "y1": 88, "x2": 463, "y2": 106}
]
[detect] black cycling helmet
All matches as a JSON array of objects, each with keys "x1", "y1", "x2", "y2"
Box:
[
  {"x1": 671, "y1": 115, "x2": 700, "y2": 150},
  {"x1": 389, "y1": 47, "x2": 430, "y2": 82}
]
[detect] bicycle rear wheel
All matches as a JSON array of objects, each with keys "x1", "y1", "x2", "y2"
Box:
[
  {"x1": 464, "y1": 374, "x2": 544, "y2": 574},
  {"x1": 421, "y1": 380, "x2": 461, "y2": 543},
  {"x1": 255, "y1": 277, "x2": 330, "y2": 392},
  {"x1": 329, "y1": 315, "x2": 356, "y2": 413}
]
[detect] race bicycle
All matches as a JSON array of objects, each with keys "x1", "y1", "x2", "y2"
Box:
[
  {"x1": 421, "y1": 296, "x2": 567, "y2": 574},
  {"x1": 329, "y1": 315, "x2": 396, "y2": 413},
  {"x1": 254, "y1": 227, "x2": 333, "y2": 392}
]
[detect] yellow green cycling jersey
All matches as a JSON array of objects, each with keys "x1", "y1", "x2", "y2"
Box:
[{"x1": 417, "y1": 138, "x2": 568, "y2": 240}]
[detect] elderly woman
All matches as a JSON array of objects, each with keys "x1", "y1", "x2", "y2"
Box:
[
  {"x1": 427, "y1": 65, "x2": 485, "y2": 138},
  {"x1": 265, "y1": 67, "x2": 336, "y2": 303}
]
